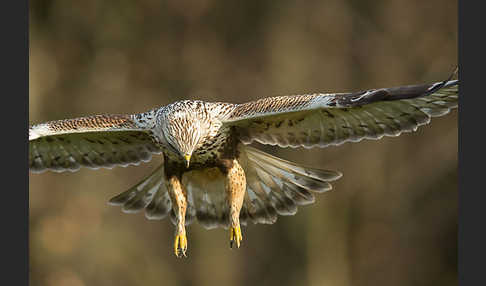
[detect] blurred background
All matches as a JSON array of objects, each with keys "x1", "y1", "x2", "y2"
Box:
[{"x1": 29, "y1": 1, "x2": 457, "y2": 286}]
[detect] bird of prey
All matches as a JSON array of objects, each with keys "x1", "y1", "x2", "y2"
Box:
[{"x1": 29, "y1": 71, "x2": 458, "y2": 257}]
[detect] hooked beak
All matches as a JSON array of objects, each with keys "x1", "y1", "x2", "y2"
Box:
[{"x1": 184, "y1": 154, "x2": 191, "y2": 168}]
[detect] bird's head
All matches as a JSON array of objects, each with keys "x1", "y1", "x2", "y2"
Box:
[{"x1": 160, "y1": 103, "x2": 210, "y2": 168}]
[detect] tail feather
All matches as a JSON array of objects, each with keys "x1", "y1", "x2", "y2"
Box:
[
  {"x1": 282, "y1": 182, "x2": 316, "y2": 205},
  {"x1": 239, "y1": 146, "x2": 342, "y2": 224},
  {"x1": 145, "y1": 187, "x2": 172, "y2": 220},
  {"x1": 246, "y1": 148, "x2": 341, "y2": 182},
  {"x1": 182, "y1": 168, "x2": 230, "y2": 229},
  {"x1": 245, "y1": 177, "x2": 279, "y2": 223},
  {"x1": 108, "y1": 164, "x2": 172, "y2": 219},
  {"x1": 255, "y1": 167, "x2": 298, "y2": 215}
]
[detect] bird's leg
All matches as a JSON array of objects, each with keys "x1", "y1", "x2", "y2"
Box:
[
  {"x1": 222, "y1": 158, "x2": 246, "y2": 249},
  {"x1": 166, "y1": 175, "x2": 188, "y2": 257}
]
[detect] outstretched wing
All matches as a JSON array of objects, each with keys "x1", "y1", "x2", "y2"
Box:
[
  {"x1": 223, "y1": 78, "x2": 458, "y2": 148},
  {"x1": 29, "y1": 113, "x2": 161, "y2": 173}
]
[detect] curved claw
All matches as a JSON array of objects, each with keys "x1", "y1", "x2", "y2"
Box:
[
  {"x1": 174, "y1": 233, "x2": 188, "y2": 257},
  {"x1": 229, "y1": 226, "x2": 243, "y2": 249}
]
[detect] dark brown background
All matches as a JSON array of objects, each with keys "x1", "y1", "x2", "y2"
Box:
[{"x1": 29, "y1": 1, "x2": 457, "y2": 285}]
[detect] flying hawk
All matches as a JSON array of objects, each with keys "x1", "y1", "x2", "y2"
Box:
[{"x1": 29, "y1": 72, "x2": 458, "y2": 257}]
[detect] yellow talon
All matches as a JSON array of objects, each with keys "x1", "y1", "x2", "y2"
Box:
[
  {"x1": 229, "y1": 226, "x2": 243, "y2": 249},
  {"x1": 174, "y1": 233, "x2": 188, "y2": 257}
]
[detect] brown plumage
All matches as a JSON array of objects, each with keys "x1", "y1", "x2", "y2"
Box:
[{"x1": 29, "y1": 73, "x2": 458, "y2": 257}]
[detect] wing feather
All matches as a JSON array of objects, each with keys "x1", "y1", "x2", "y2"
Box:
[
  {"x1": 223, "y1": 78, "x2": 458, "y2": 148},
  {"x1": 29, "y1": 113, "x2": 161, "y2": 173}
]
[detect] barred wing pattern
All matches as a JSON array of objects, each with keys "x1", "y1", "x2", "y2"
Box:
[
  {"x1": 224, "y1": 80, "x2": 458, "y2": 148},
  {"x1": 29, "y1": 114, "x2": 161, "y2": 173}
]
